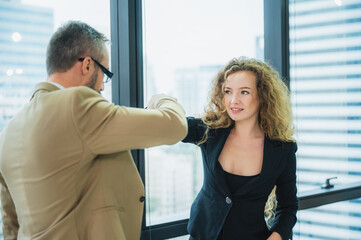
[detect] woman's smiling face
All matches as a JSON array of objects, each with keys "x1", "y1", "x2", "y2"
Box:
[{"x1": 224, "y1": 71, "x2": 260, "y2": 123}]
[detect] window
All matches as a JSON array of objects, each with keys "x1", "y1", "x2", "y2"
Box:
[
  {"x1": 289, "y1": 0, "x2": 361, "y2": 238},
  {"x1": 142, "y1": 0, "x2": 264, "y2": 235},
  {"x1": 0, "y1": 0, "x2": 110, "y2": 237},
  {"x1": 0, "y1": 0, "x2": 111, "y2": 132}
]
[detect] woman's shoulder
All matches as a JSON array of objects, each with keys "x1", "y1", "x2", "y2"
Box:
[
  {"x1": 268, "y1": 137, "x2": 297, "y2": 151},
  {"x1": 281, "y1": 140, "x2": 298, "y2": 154},
  {"x1": 282, "y1": 140, "x2": 297, "y2": 149}
]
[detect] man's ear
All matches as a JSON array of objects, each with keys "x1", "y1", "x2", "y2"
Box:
[{"x1": 80, "y1": 57, "x2": 92, "y2": 75}]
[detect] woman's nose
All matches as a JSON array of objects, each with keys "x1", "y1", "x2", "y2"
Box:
[{"x1": 231, "y1": 94, "x2": 240, "y2": 104}]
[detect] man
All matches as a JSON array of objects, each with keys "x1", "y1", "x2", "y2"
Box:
[{"x1": 0, "y1": 21, "x2": 187, "y2": 240}]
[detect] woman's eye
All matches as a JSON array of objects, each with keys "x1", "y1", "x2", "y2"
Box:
[
  {"x1": 225, "y1": 90, "x2": 231, "y2": 94},
  {"x1": 241, "y1": 91, "x2": 249, "y2": 95}
]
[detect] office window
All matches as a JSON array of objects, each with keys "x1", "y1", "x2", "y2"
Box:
[
  {"x1": 290, "y1": 0, "x2": 361, "y2": 239},
  {"x1": 0, "y1": 0, "x2": 110, "y2": 237},
  {"x1": 0, "y1": 0, "x2": 111, "y2": 132},
  {"x1": 142, "y1": 0, "x2": 264, "y2": 227}
]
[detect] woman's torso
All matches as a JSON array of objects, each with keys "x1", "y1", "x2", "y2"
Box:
[{"x1": 218, "y1": 127, "x2": 264, "y2": 176}]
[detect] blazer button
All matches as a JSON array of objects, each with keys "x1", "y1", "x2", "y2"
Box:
[
  {"x1": 226, "y1": 197, "x2": 232, "y2": 204},
  {"x1": 140, "y1": 196, "x2": 145, "y2": 202}
]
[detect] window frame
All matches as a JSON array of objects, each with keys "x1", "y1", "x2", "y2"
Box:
[
  {"x1": 110, "y1": 0, "x2": 145, "y2": 175},
  {"x1": 109, "y1": 0, "x2": 361, "y2": 239}
]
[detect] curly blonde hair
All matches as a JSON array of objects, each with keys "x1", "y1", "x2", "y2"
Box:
[
  {"x1": 264, "y1": 186, "x2": 277, "y2": 229},
  {"x1": 200, "y1": 57, "x2": 295, "y2": 227},
  {"x1": 200, "y1": 56, "x2": 295, "y2": 143}
]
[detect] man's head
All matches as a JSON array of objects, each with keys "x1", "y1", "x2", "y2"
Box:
[{"x1": 46, "y1": 21, "x2": 110, "y2": 92}]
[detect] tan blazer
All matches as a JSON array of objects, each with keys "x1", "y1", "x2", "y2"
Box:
[{"x1": 0, "y1": 82, "x2": 187, "y2": 240}]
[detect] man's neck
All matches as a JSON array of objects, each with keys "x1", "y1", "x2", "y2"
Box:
[
  {"x1": 47, "y1": 71, "x2": 84, "y2": 88},
  {"x1": 47, "y1": 81, "x2": 65, "y2": 89}
]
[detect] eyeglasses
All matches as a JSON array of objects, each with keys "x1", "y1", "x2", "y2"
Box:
[{"x1": 78, "y1": 57, "x2": 113, "y2": 83}]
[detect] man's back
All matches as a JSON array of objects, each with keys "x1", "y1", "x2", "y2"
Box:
[{"x1": 0, "y1": 82, "x2": 187, "y2": 239}]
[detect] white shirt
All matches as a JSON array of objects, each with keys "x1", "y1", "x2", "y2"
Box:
[{"x1": 47, "y1": 81, "x2": 65, "y2": 90}]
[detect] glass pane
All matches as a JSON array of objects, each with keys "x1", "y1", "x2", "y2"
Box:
[
  {"x1": 0, "y1": 0, "x2": 111, "y2": 132},
  {"x1": 294, "y1": 198, "x2": 361, "y2": 240},
  {"x1": 289, "y1": 0, "x2": 361, "y2": 239},
  {"x1": 143, "y1": 0, "x2": 264, "y2": 226},
  {"x1": 0, "y1": 0, "x2": 110, "y2": 237}
]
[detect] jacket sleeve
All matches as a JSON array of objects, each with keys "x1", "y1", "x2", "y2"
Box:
[
  {"x1": 71, "y1": 87, "x2": 188, "y2": 154},
  {"x1": 181, "y1": 117, "x2": 207, "y2": 145},
  {"x1": 271, "y1": 142, "x2": 298, "y2": 240},
  {"x1": 0, "y1": 173, "x2": 19, "y2": 240}
]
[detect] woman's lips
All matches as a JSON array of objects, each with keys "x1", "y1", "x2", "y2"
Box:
[{"x1": 231, "y1": 108, "x2": 244, "y2": 114}]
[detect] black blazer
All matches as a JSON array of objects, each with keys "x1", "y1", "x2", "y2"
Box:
[{"x1": 182, "y1": 117, "x2": 298, "y2": 240}]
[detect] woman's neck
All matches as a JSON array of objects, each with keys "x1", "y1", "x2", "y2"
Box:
[{"x1": 233, "y1": 119, "x2": 264, "y2": 139}]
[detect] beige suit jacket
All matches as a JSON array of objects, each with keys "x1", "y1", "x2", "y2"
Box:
[{"x1": 0, "y1": 82, "x2": 187, "y2": 240}]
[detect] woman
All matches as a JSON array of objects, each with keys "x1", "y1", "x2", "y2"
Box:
[{"x1": 182, "y1": 57, "x2": 298, "y2": 240}]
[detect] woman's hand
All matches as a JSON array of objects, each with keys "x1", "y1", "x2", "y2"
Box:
[{"x1": 267, "y1": 232, "x2": 282, "y2": 240}]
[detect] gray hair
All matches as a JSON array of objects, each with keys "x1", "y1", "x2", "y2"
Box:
[{"x1": 46, "y1": 21, "x2": 108, "y2": 75}]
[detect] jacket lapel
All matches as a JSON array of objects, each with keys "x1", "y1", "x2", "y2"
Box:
[
  {"x1": 206, "y1": 127, "x2": 283, "y2": 197},
  {"x1": 205, "y1": 126, "x2": 232, "y2": 195},
  {"x1": 232, "y1": 137, "x2": 282, "y2": 196}
]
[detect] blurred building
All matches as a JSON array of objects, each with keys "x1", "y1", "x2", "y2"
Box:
[
  {"x1": 174, "y1": 65, "x2": 220, "y2": 116},
  {"x1": 290, "y1": 0, "x2": 361, "y2": 239},
  {"x1": 0, "y1": 0, "x2": 53, "y2": 131}
]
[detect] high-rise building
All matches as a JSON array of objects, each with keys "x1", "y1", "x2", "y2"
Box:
[
  {"x1": 174, "y1": 65, "x2": 221, "y2": 116},
  {"x1": 0, "y1": 0, "x2": 53, "y2": 131},
  {"x1": 290, "y1": 0, "x2": 361, "y2": 239}
]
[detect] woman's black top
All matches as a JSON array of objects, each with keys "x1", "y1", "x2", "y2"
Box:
[
  {"x1": 224, "y1": 170, "x2": 260, "y2": 195},
  {"x1": 217, "y1": 170, "x2": 263, "y2": 240}
]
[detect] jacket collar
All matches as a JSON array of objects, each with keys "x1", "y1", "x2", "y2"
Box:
[{"x1": 30, "y1": 82, "x2": 61, "y2": 101}]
